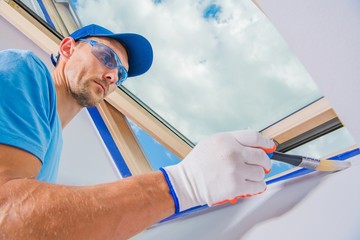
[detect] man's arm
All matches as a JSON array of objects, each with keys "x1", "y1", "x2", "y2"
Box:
[
  {"x1": 0, "y1": 130, "x2": 275, "y2": 240},
  {"x1": 0, "y1": 144, "x2": 174, "y2": 240}
]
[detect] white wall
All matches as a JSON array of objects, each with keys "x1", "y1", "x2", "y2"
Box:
[
  {"x1": 58, "y1": 109, "x2": 121, "y2": 186},
  {"x1": 0, "y1": 16, "x2": 52, "y2": 69}
]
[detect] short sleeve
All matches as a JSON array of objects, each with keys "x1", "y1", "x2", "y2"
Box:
[{"x1": 0, "y1": 49, "x2": 57, "y2": 164}]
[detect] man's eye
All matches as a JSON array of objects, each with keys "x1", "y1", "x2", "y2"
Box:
[
  {"x1": 102, "y1": 53, "x2": 110, "y2": 63},
  {"x1": 101, "y1": 53, "x2": 116, "y2": 68}
]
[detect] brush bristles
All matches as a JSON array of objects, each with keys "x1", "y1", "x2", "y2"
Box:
[{"x1": 316, "y1": 159, "x2": 352, "y2": 172}]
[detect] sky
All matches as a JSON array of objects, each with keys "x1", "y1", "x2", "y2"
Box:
[
  {"x1": 74, "y1": 0, "x2": 321, "y2": 142},
  {"x1": 69, "y1": 0, "x2": 355, "y2": 174}
]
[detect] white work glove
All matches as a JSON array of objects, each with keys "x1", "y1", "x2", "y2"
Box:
[{"x1": 160, "y1": 130, "x2": 275, "y2": 213}]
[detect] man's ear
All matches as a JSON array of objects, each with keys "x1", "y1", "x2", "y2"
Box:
[{"x1": 59, "y1": 37, "x2": 76, "y2": 61}]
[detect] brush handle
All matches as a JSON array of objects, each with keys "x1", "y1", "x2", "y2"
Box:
[{"x1": 270, "y1": 151, "x2": 303, "y2": 167}]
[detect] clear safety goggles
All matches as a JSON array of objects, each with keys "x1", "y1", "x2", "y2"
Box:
[{"x1": 79, "y1": 38, "x2": 128, "y2": 86}]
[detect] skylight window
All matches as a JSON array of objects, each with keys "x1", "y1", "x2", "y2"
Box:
[{"x1": 11, "y1": 0, "x2": 357, "y2": 179}]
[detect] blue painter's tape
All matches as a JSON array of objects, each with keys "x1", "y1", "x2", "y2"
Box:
[
  {"x1": 328, "y1": 148, "x2": 360, "y2": 160},
  {"x1": 266, "y1": 148, "x2": 360, "y2": 185},
  {"x1": 36, "y1": 0, "x2": 56, "y2": 29},
  {"x1": 87, "y1": 107, "x2": 132, "y2": 178},
  {"x1": 266, "y1": 168, "x2": 313, "y2": 185}
]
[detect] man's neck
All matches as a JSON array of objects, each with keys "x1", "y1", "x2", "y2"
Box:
[{"x1": 52, "y1": 70, "x2": 82, "y2": 129}]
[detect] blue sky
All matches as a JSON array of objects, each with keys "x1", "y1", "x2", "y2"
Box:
[
  {"x1": 203, "y1": 4, "x2": 221, "y2": 20},
  {"x1": 127, "y1": 119, "x2": 181, "y2": 170}
]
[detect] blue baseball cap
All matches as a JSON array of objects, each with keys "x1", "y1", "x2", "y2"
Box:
[{"x1": 53, "y1": 24, "x2": 153, "y2": 78}]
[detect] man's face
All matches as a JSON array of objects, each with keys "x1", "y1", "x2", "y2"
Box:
[{"x1": 64, "y1": 37, "x2": 129, "y2": 107}]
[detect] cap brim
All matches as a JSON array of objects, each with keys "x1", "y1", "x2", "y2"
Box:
[
  {"x1": 68, "y1": 24, "x2": 153, "y2": 78},
  {"x1": 92, "y1": 33, "x2": 153, "y2": 78}
]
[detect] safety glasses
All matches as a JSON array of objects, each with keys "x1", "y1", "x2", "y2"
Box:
[{"x1": 79, "y1": 38, "x2": 128, "y2": 86}]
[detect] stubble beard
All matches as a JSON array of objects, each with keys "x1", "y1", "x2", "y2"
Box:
[{"x1": 70, "y1": 80, "x2": 103, "y2": 107}]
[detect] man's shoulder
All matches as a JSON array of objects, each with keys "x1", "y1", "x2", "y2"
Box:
[
  {"x1": 0, "y1": 49, "x2": 42, "y2": 66},
  {"x1": 0, "y1": 49, "x2": 50, "y2": 78},
  {"x1": 1, "y1": 48, "x2": 35, "y2": 58}
]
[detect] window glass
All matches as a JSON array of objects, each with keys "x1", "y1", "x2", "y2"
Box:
[
  {"x1": 287, "y1": 127, "x2": 356, "y2": 159},
  {"x1": 19, "y1": 0, "x2": 46, "y2": 20},
  {"x1": 127, "y1": 118, "x2": 181, "y2": 170},
  {"x1": 73, "y1": 0, "x2": 322, "y2": 143}
]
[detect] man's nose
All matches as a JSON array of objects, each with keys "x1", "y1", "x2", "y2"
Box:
[{"x1": 103, "y1": 69, "x2": 118, "y2": 85}]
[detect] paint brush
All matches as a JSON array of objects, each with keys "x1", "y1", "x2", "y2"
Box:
[{"x1": 270, "y1": 151, "x2": 351, "y2": 172}]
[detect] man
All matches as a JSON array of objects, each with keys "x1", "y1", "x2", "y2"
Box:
[{"x1": 0, "y1": 24, "x2": 275, "y2": 239}]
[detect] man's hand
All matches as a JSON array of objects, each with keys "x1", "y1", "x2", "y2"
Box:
[{"x1": 160, "y1": 130, "x2": 275, "y2": 212}]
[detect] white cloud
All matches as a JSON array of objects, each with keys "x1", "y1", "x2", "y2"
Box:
[{"x1": 76, "y1": 0, "x2": 321, "y2": 143}]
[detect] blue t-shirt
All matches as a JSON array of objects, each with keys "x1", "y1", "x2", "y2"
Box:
[{"x1": 0, "y1": 49, "x2": 62, "y2": 183}]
